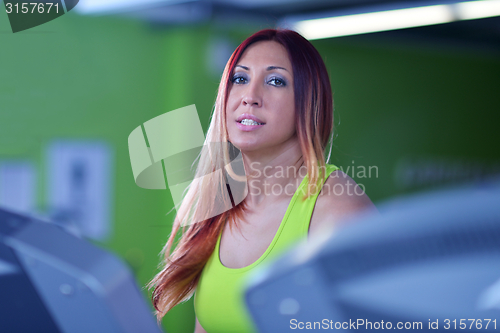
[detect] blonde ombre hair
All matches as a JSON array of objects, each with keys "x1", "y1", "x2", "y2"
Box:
[{"x1": 149, "y1": 28, "x2": 334, "y2": 320}]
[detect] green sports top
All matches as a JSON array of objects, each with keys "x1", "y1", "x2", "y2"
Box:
[{"x1": 194, "y1": 164, "x2": 339, "y2": 333}]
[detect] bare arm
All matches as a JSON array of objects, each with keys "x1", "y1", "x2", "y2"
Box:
[{"x1": 194, "y1": 317, "x2": 207, "y2": 333}]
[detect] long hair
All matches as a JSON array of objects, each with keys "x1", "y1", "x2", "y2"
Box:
[{"x1": 148, "y1": 28, "x2": 334, "y2": 320}]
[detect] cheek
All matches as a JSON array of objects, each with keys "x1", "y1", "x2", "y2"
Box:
[
  {"x1": 283, "y1": 101, "x2": 296, "y2": 134},
  {"x1": 225, "y1": 101, "x2": 237, "y2": 140},
  {"x1": 286, "y1": 116, "x2": 296, "y2": 137},
  {"x1": 225, "y1": 95, "x2": 238, "y2": 119}
]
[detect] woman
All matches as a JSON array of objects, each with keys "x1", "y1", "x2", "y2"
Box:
[{"x1": 149, "y1": 29, "x2": 376, "y2": 333}]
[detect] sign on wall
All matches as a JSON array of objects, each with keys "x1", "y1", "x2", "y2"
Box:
[{"x1": 45, "y1": 140, "x2": 113, "y2": 240}]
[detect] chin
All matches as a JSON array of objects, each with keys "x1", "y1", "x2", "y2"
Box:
[
  {"x1": 230, "y1": 140, "x2": 262, "y2": 153},
  {"x1": 227, "y1": 131, "x2": 257, "y2": 151}
]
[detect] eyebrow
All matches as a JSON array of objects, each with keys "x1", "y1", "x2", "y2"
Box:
[{"x1": 236, "y1": 65, "x2": 290, "y2": 73}]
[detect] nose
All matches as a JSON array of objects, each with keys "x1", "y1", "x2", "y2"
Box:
[{"x1": 242, "y1": 80, "x2": 262, "y2": 107}]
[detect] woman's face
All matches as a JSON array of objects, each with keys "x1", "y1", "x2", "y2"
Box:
[{"x1": 226, "y1": 41, "x2": 296, "y2": 154}]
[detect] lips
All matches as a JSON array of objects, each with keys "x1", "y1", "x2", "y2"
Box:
[
  {"x1": 236, "y1": 113, "x2": 265, "y2": 124},
  {"x1": 235, "y1": 113, "x2": 265, "y2": 132}
]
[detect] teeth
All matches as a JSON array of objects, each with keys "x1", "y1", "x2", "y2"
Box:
[{"x1": 240, "y1": 119, "x2": 263, "y2": 126}]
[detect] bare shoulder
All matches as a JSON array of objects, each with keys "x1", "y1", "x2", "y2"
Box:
[{"x1": 309, "y1": 169, "x2": 378, "y2": 234}]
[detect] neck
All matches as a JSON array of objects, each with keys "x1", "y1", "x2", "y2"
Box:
[{"x1": 240, "y1": 137, "x2": 306, "y2": 207}]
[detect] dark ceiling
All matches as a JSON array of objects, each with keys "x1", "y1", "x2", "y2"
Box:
[{"x1": 87, "y1": 0, "x2": 500, "y2": 51}]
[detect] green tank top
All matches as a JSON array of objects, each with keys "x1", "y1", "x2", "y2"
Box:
[{"x1": 194, "y1": 164, "x2": 339, "y2": 333}]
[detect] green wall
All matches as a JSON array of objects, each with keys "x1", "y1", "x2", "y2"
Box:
[
  {"x1": 0, "y1": 12, "x2": 212, "y2": 333},
  {"x1": 312, "y1": 36, "x2": 500, "y2": 201},
  {"x1": 1, "y1": 11, "x2": 499, "y2": 333}
]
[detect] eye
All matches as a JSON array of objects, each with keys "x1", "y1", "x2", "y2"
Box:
[
  {"x1": 231, "y1": 74, "x2": 247, "y2": 84},
  {"x1": 267, "y1": 76, "x2": 286, "y2": 87}
]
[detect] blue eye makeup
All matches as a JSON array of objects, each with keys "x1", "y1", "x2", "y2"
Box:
[
  {"x1": 231, "y1": 73, "x2": 248, "y2": 84},
  {"x1": 231, "y1": 72, "x2": 288, "y2": 87},
  {"x1": 267, "y1": 76, "x2": 287, "y2": 87}
]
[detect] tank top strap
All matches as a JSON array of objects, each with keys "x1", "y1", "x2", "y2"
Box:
[
  {"x1": 275, "y1": 163, "x2": 339, "y2": 251},
  {"x1": 194, "y1": 164, "x2": 339, "y2": 333}
]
